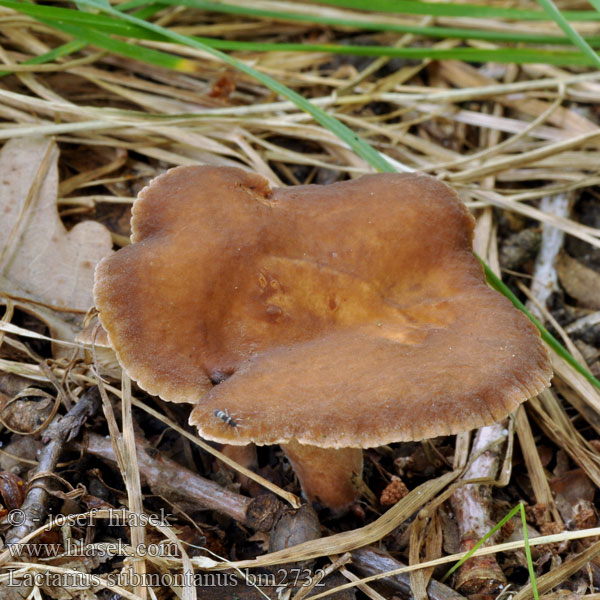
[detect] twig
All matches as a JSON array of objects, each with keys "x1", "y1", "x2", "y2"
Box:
[
  {"x1": 565, "y1": 311, "x2": 600, "y2": 335},
  {"x1": 449, "y1": 423, "x2": 509, "y2": 594},
  {"x1": 350, "y1": 547, "x2": 466, "y2": 600},
  {"x1": 4, "y1": 386, "x2": 101, "y2": 546},
  {"x1": 527, "y1": 193, "x2": 570, "y2": 320},
  {"x1": 79, "y1": 431, "x2": 282, "y2": 531}
]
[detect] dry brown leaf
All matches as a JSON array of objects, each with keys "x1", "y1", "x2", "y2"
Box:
[
  {"x1": 550, "y1": 469, "x2": 597, "y2": 530},
  {"x1": 0, "y1": 136, "x2": 112, "y2": 338},
  {"x1": 556, "y1": 253, "x2": 600, "y2": 310}
]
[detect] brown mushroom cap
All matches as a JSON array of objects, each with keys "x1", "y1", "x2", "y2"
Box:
[{"x1": 94, "y1": 166, "x2": 552, "y2": 449}]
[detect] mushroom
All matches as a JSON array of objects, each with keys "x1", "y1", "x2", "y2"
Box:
[{"x1": 94, "y1": 166, "x2": 552, "y2": 510}]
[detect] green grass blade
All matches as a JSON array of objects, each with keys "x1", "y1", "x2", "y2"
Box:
[
  {"x1": 3, "y1": 1, "x2": 600, "y2": 67},
  {"x1": 116, "y1": 0, "x2": 155, "y2": 9},
  {"x1": 442, "y1": 504, "x2": 521, "y2": 582},
  {"x1": 10, "y1": 0, "x2": 598, "y2": 52},
  {"x1": 31, "y1": 19, "x2": 195, "y2": 72},
  {"x1": 5, "y1": 0, "x2": 394, "y2": 165},
  {"x1": 520, "y1": 503, "x2": 539, "y2": 600},
  {"x1": 130, "y1": 3, "x2": 166, "y2": 19},
  {"x1": 117, "y1": 0, "x2": 600, "y2": 47},
  {"x1": 191, "y1": 42, "x2": 596, "y2": 67},
  {"x1": 0, "y1": 40, "x2": 86, "y2": 78},
  {"x1": 0, "y1": 1, "x2": 169, "y2": 78},
  {"x1": 5, "y1": 1, "x2": 600, "y2": 67},
  {"x1": 75, "y1": 0, "x2": 109, "y2": 10},
  {"x1": 0, "y1": 1, "x2": 144, "y2": 36},
  {"x1": 309, "y1": 0, "x2": 600, "y2": 21},
  {"x1": 537, "y1": 0, "x2": 600, "y2": 69},
  {"x1": 481, "y1": 260, "x2": 600, "y2": 389},
  {"x1": 443, "y1": 504, "x2": 539, "y2": 599},
  {"x1": 0, "y1": 0, "x2": 181, "y2": 40}
]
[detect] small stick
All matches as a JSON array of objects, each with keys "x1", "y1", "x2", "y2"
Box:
[
  {"x1": 350, "y1": 547, "x2": 467, "y2": 600},
  {"x1": 449, "y1": 423, "x2": 508, "y2": 595},
  {"x1": 527, "y1": 193, "x2": 570, "y2": 321},
  {"x1": 79, "y1": 432, "x2": 282, "y2": 531},
  {"x1": 5, "y1": 387, "x2": 101, "y2": 546}
]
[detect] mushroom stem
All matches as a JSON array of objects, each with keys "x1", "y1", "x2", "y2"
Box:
[
  {"x1": 220, "y1": 443, "x2": 258, "y2": 492},
  {"x1": 221, "y1": 443, "x2": 257, "y2": 470},
  {"x1": 281, "y1": 440, "x2": 363, "y2": 510}
]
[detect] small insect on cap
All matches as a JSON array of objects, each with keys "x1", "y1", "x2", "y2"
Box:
[{"x1": 94, "y1": 166, "x2": 552, "y2": 508}]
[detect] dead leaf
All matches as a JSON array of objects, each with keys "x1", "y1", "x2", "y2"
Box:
[
  {"x1": 0, "y1": 136, "x2": 112, "y2": 310},
  {"x1": 556, "y1": 253, "x2": 600, "y2": 310},
  {"x1": 0, "y1": 137, "x2": 113, "y2": 350},
  {"x1": 551, "y1": 469, "x2": 598, "y2": 529},
  {"x1": 0, "y1": 391, "x2": 54, "y2": 434}
]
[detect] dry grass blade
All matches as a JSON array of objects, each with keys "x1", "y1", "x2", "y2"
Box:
[
  {"x1": 221, "y1": 470, "x2": 459, "y2": 569},
  {"x1": 447, "y1": 129, "x2": 600, "y2": 182},
  {"x1": 470, "y1": 189, "x2": 600, "y2": 249},
  {"x1": 529, "y1": 390, "x2": 600, "y2": 487},
  {"x1": 515, "y1": 406, "x2": 562, "y2": 524},
  {"x1": 120, "y1": 372, "x2": 150, "y2": 600},
  {"x1": 550, "y1": 350, "x2": 600, "y2": 424}
]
